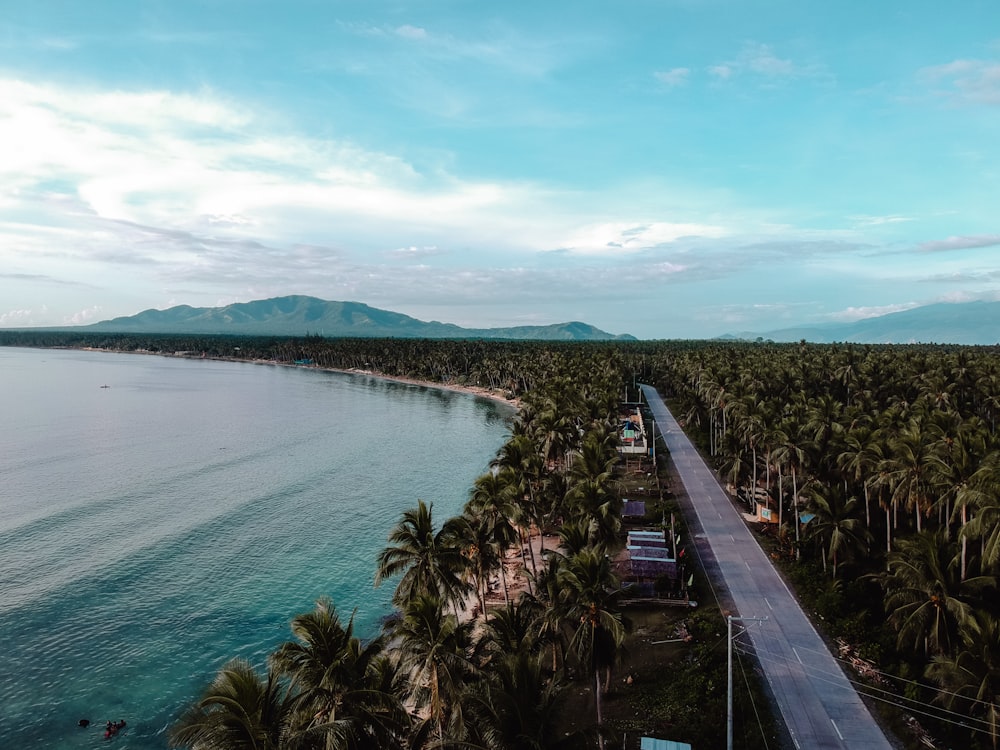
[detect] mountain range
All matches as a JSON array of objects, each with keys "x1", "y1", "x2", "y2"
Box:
[
  {"x1": 729, "y1": 301, "x2": 1000, "y2": 345},
  {"x1": 79, "y1": 296, "x2": 636, "y2": 341}
]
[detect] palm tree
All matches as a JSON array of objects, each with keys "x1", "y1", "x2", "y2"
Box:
[
  {"x1": 476, "y1": 596, "x2": 543, "y2": 661},
  {"x1": 880, "y1": 421, "x2": 936, "y2": 533},
  {"x1": 390, "y1": 593, "x2": 476, "y2": 747},
  {"x1": 269, "y1": 597, "x2": 407, "y2": 749},
  {"x1": 567, "y1": 431, "x2": 619, "y2": 488},
  {"x1": 524, "y1": 553, "x2": 569, "y2": 674},
  {"x1": 877, "y1": 530, "x2": 993, "y2": 657},
  {"x1": 462, "y1": 650, "x2": 581, "y2": 750},
  {"x1": 555, "y1": 518, "x2": 593, "y2": 558},
  {"x1": 732, "y1": 395, "x2": 768, "y2": 516},
  {"x1": 801, "y1": 483, "x2": 871, "y2": 579},
  {"x1": 928, "y1": 418, "x2": 990, "y2": 579},
  {"x1": 375, "y1": 500, "x2": 472, "y2": 617},
  {"x1": 960, "y1": 450, "x2": 1000, "y2": 577},
  {"x1": 467, "y1": 469, "x2": 520, "y2": 607},
  {"x1": 837, "y1": 424, "x2": 882, "y2": 532},
  {"x1": 773, "y1": 420, "x2": 807, "y2": 556},
  {"x1": 456, "y1": 512, "x2": 502, "y2": 623},
  {"x1": 926, "y1": 611, "x2": 1000, "y2": 750},
  {"x1": 492, "y1": 437, "x2": 546, "y2": 586},
  {"x1": 556, "y1": 547, "x2": 626, "y2": 747},
  {"x1": 170, "y1": 659, "x2": 292, "y2": 750},
  {"x1": 564, "y1": 476, "x2": 621, "y2": 550}
]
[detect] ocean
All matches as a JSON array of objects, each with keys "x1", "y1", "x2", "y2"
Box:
[{"x1": 0, "y1": 346, "x2": 514, "y2": 749}]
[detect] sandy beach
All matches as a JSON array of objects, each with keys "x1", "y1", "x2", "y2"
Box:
[
  {"x1": 456, "y1": 527, "x2": 563, "y2": 626},
  {"x1": 330, "y1": 366, "x2": 521, "y2": 410}
]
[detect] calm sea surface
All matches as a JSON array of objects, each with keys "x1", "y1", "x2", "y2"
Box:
[{"x1": 0, "y1": 347, "x2": 513, "y2": 749}]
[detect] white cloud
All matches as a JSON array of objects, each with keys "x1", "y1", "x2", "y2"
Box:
[
  {"x1": 0, "y1": 76, "x2": 548, "y2": 246},
  {"x1": 654, "y1": 68, "x2": 690, "y2": 87},
  {"x1": 852, "y1": 214, "x2": 913, "y2": 226},
  {"x1": 650, "y1": 261, "x2": 687, "y2": 277},
  {"x1": 395, "y1": 25, "x2": 428, "y2": 40},
  {"x1": 0, "y1": 76, "x2": 764, "y2": 294},
  {"x1": 707, "y1": 42, "x2": 818, "y2": 83},
  {"x1": 347, "y1": 21, "x2": 579, "y2": 77},
  {"x1": 920, "y1": 59, "x2": 1000, "y2": 105},
  {"x1": 559, "y1": 221, "x2": 726, "y2": 255},
  {"x1": 828, "y1": 303, "x2": 919, "y2": 322},
  {"x1": 742, "y1": 43, "x2": 795, "y2": 77},
  {"x1": 64, "y1": 305, "x2": 103, "y2": 325},
  {"x1": 0, "y1": 308, "x2": 41, "y2": 325},
  {"x1": 917, "y1": 234, "x2": 1000, "y2": 252},
  {"x1": 387, "y1": 245, "x2": 444, "y2": 260}
]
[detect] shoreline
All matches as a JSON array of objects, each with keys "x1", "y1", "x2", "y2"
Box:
[
  {"x1": 73, "y1": 345, "x2": 522, "y2": 410},
  {"x1": 313, "y1": 365, "x2": 522, "y2": 410}
]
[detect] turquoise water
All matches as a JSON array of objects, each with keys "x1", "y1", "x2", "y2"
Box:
[{"x1": 0, "y1": 347, "x2": 513, "y2": 749}]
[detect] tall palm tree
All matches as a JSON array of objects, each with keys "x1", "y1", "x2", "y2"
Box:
[
  {"x1": 925, "y1": 611, "x2": 1000, "y2": 750},
  {"x1": 375, "y1": 500, "x2": 472, "y2": 616},
  {"x1": 928, "y1": 418, "x2": 990, "y2": 579},
  {"x1": 462, "y1": 650, "x2": 582, "y2": 750},
  {"x1": 555, "y1": 518, "x2": 593, "y2": 558},
  {"x1": 556, "y1": 547, "x2": 626, "y2": 746},
  {"x1": 960, "y1": 451, "x2": 1000, "y2": 577},
  {"x1": 269, "y1": 597, "x2": 407, "y2": 749},
  {"x1": 880, "y1": 421, "x2": 936, "y2": 533},
  {"x1": 567, "y1": 431, "x2": 619, "y2": 488},
  {"x1": 564, "y1": 477, "x2": 621, "y2": 550},
  {"x1": 524, "y1": 553, "x2": 569, "y2": 674},
  {"x1": 773, "y1": 420, "x2": 807, "y2": 555},
  {"x1": 492, "y1": 437, "x2": 546, "y2": 585},
  {"x1": 390, "y1": 593, "x2": 476, "y2": 747},
  {"x1": 170, "y1": 659, "x2": 292, "y2": 750},
  {"x1": 467, "y1": 469, "x2": 520, "y2": 606},
  {"x1": 877, "y1": 530, "x2": 993, "y2": 657},
  {"x1": 456, "y1": 511, "x2": 502, "y2": 622},
  {"x1": 802, "y1": 483, "x2": 872, "y2": 579},
  {"x1": 837, "y1": 424, "x2": 882, "y2": 532},
  {"x1": 476, "y1": 596, "x2": 543, "y2": 662}
]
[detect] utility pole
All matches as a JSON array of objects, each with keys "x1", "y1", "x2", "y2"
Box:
[{"x1": 728, "y1": 615, "x2": 768, "y2": 750}]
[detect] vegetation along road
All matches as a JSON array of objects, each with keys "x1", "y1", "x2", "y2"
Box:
[{"x1": 641, "y1": 383, "x2": 894, "y2": 750}]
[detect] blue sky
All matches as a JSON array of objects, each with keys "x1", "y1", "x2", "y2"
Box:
[{"x1": 2, "y1": 1, "x2": 999, "y2": 339}]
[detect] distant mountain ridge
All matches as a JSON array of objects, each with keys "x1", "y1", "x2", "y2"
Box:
[
  {"x1": 80, "y1": 296, "x2": 636, "y2": 341},
  {"x1": 730, "y1": 301, "x2": 1000, "y2": 345}
]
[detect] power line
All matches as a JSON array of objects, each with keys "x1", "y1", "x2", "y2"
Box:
[
  {"x1": 734, "y1": 641, "x2": 997, "y2": 739},
  {"x1": 786, "y1": 638, "x2": 1000, "y2": 715},
  {"x1": 735, "y1": 642, "x2": 771, "y2": 749}
]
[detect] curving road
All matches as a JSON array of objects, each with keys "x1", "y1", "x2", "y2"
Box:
[{"x1": 641, "y1": 384, "x2": 894, "y2": 750}]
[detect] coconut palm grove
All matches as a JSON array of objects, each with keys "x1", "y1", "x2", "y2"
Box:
[{"x1": 5, "y1": 330, "x2": 1000, "y2": 749}]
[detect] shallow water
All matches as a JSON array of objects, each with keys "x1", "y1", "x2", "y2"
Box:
[{"x1": 0, "y1": 347, "x2": 513, "y2": 748}]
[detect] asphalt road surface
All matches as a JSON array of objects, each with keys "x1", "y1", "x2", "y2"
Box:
[{"x1": 641, "y1": 384, "x2": 894, "y2": 750}]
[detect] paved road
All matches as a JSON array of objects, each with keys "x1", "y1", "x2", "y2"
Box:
[{"x1": 641, "y1": 385, "x2": 894, "y2": 750}]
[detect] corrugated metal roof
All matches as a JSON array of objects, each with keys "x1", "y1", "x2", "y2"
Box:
[
  {"x1": 623, "y1": 500, "x2": 647, "y2": 517},
  {"x1": 640, "y1": 738, "x2": 692, "y2": 750}
]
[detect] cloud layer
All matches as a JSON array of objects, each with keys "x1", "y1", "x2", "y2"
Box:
[{"x1": 3, "y1": 3, "x2": 1000, "y2": 338}]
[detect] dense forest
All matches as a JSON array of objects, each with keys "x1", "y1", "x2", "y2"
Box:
[{"x1": 5, "y1": 330, "x2": 1000, "y2": 748}]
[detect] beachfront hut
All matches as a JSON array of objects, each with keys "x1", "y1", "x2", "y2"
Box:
[
  {"x1": 626, "y1": 528, "x2": 684, "y2": 591},
  {"x1": 619, "y1": 408, "x2": 648, "y2": 455},
  {"x1": 628, "y1": 530, "x2": 668, "y2": 548},
  {"x1": 630, "y1": 552, "x2": 678, "y2": 579}
]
